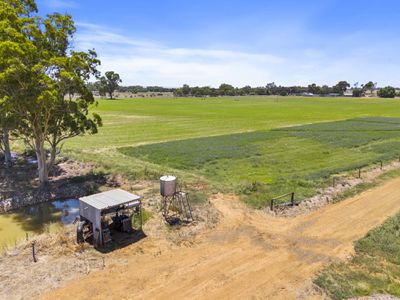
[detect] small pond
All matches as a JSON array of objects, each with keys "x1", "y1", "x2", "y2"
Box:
[{"x1": 0, "y1": 199, "x2": 79, "y2": 248}]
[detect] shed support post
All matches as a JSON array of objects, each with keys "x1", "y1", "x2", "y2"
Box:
[{"x1": 139, "y1": 203, "x2": 143, "y2": 230}]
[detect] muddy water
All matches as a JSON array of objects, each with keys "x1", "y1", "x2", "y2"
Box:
[{"x1": 0, "y1": 199, "x2": 79, "y2": 247}]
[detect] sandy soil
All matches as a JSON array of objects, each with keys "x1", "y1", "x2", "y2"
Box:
[{"x1": 40, "y1": 176, "x2": 400, "y2": 300}]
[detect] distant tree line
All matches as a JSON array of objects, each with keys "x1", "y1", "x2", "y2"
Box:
[
  {"x1": 117, "y1": 86, "x2": 175, "y2": 93},
  {"x1": 87, "y1": 76, "x2": 175, "y2": 99},
  {"x1": 92, "y1": 80, "x2": 399, "y2": 99},
  {"x1": 172, "y1": 81, "x2": 399, "y2": 98}
]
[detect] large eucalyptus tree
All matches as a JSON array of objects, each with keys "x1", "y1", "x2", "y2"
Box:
[{"x1": 0, "y1": 0, "x2": 102, "y2": 185}]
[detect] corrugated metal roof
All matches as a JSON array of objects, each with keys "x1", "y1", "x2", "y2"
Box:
[{"x1": 79, "y1": 189, "x2": 141, "y2": 210}]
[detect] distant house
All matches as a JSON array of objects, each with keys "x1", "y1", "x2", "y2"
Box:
[
  {"x1": 343, "y1": 90, "x2": 353, "y2": 97},
  {"x1": 299, "y1": 92, "x2": 314, "y2": 97}
]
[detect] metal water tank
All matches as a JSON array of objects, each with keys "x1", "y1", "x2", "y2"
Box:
[{"x1": 160, "y1": 175, "x2": 176, "y2": 196}]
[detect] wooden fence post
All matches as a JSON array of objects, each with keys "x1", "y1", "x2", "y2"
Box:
[
  {"x1": 358, "y1": 168, "x2": 361, "y2": 179},
  {"x1": 270, "y1": 199, "x2": 274, "y2": 211},
  {"x1": 32, "y1": 241, "x2": 37, "y2": 263},
  {"x1": 291, "y1": 192, "x2": 295, "y2": 206}
]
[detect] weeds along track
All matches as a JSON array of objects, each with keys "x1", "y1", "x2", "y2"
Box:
[{"x1": 41, "y1": 177, "x2": 400, "y2": 299}]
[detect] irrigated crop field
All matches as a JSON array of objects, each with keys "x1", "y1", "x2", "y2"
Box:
[{"x1": 66, "y1": 96, "x2": 400, "y2": 207}]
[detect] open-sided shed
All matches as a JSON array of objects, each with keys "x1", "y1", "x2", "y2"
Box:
[{"x1": 79, "y1": 189, "x2": 142, "y2": 246}]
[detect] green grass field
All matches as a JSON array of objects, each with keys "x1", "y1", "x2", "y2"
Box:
[{"x1": 64, "y1": 97, "x2": 400, "y2": 207}]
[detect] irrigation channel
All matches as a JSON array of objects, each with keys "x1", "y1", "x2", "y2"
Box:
[{"x1": 0, "y1": 199, "x2": 79, "y2": 247}]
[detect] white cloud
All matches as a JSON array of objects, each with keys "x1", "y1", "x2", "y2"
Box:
[
  {"x1": 73, "y1": 22, "x2": 284, "y2": 87},
  {"x1": 73, "y1": 22, "x2": 400, "y2": 87}
]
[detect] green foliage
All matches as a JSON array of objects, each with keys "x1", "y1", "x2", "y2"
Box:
[
  {"x1": 362, "y1": 81, "x2": 377, "y2": 96},
  {"x1": 160, "y1": 81, "x2": 377, "y2": 97},
  {"x1": 352, "y1": 88, "x2": 363, "y2": 97},
  {"x1": 141, "y1": 208, "x2": 153, "y2": 224},
  {"x1": 132, "y1": 208, "x2": 152, "y2": 229},
  {"x1": 378, "y1": 86, "x2": 396, "y2": 98},
  {"x1": 333, "y1": 81, "x2": 350, "y2": 95},
  {"x1": 315, "y1": 213, "x2": 400, "y2": 299},
  {"x1": 0, "y1": 0, "x2": 101, "y2": 183},
  {"x1": 218, "y1": 83, "x2": 235, "y2": 96},
  {"x1": 98, "y1": 71, "x2": 122, "y2": 99},
  {"x1": 363, "y1": 81, "x2": 376, "y2": 92}
]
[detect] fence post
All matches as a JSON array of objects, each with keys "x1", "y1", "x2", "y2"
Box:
[
  {"x1": 270, "y1": 199, "x2": 274, "y2": 211},
  {"x1": 380, "y1": 161, "x2": 383, "y2": 170},
  {"x1": 358, "y1": 168, "x2": 361, "y2": 179},
  {"x1": 332, "y1": 176, "x2": 336, "y2": 187},
  {"x1": 291, "y1": 192, "x2": 295, "y2": 206},
  {"x1": 32, "y1": 241, "x2": 37, "y2": 263}
]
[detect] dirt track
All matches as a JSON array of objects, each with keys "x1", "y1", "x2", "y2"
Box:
[{"x1": 41, "y1": 177, "x2": 400, "y2": 299}]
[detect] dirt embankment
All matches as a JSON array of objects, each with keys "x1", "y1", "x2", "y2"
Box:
[
  {"x1": 40, "y1": 176, "x2": 400, "y2": 300},
  {"x1": 272, "y1": 160, "x2": 400, "y2": 217},
  {"x1": 0, "y1": 160, "x2": 104, "y2": 212}
]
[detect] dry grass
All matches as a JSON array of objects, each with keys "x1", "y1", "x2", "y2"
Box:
[{"x1": 0, "y1": 226, "x2": 105, "y2": 300}]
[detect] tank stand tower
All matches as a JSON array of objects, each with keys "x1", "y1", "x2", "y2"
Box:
[{"x1": 160, "y1": 175, "x2": 193, "y2": 224}]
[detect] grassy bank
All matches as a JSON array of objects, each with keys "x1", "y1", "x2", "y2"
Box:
[{"x1": 314, "y1": 212, "x2": 400, "y2": 299}]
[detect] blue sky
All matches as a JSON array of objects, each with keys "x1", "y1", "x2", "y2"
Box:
[{"x1": 37, "y1": 0, "x2": 399, "y2": 87}]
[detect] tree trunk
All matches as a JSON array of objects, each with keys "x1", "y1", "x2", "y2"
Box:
[
  {"x1": 48, "y1": 144, "x2": 57, "y2": 174},
  {"x1": 35, "y1": 138, "x2": 49, "y2": 185},
  {"x1": 2, "y1": 128, "x2": 12, "y2": 168}
]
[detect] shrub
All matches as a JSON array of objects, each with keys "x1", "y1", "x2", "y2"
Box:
[
  {"x1": 378, "y1": 86, "x2": 396, "y2": 98},
  {"x1": 352, "y1": 88, "x2": 363, "y2": 97}
]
